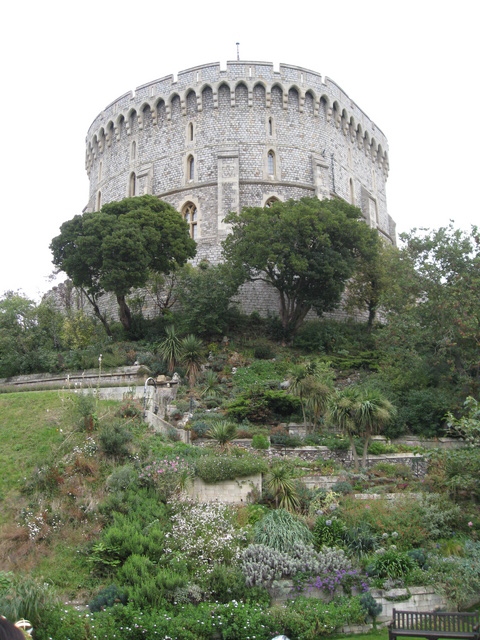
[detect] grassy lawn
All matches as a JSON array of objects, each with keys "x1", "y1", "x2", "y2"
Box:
[
  {"x1": 0, "y1": 390, "x2": 118, "y2": 524},
  {"x1": 333, "y1": 629, "x2": 388, "y2": 640}
]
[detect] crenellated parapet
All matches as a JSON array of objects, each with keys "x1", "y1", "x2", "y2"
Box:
[{"x1": 85, "y1": 61, "x2": 389, "y2": 180}]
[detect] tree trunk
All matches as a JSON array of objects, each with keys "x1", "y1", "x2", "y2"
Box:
[
  {"x1": 81, "y1": 288, "x2": 112, "y2": 337},
  {"x1": 367, "y1": 301, "x2": 376, "y2": 329},
  {"x1": 361, "y1": 432, "x2": 371, "y2": 469},
  {"x1": 116, "y1": 295, "x2": 132, "y2": 331},
  {"x1": 349, "y1": 434, "x2": 360, "y2": 471}
]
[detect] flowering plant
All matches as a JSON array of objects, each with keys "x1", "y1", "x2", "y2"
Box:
[{"x1": 138, "y1": 456, "x2": 192, "y2": 501}]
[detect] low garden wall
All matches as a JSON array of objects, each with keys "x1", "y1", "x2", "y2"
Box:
[
  {"x1": 270, "y1": 583, "x2": 448, "y2": 621},
  {"x1": 0, "y1": 365, "x2": 148, "y2": 390},
  {"x1": 274, "y1": 446, "x2": 427, "y2": 476},
  {"x1": 186, "y1": 473, "x2": 262, "y2": 503},
  {"x1": 299, "y1": 475, "x2": 340, "y2": 490},
  {"x1": 370, "y1": 586, "x2": 449, "y2": 621}
]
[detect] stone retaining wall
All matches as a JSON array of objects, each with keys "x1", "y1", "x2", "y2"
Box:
[
  {"x1": 271, "y1": 583, "x2": 448, "y2": 620},
  {"x1": 186, "y1": 473, "x2": 262, "y2": 503}
]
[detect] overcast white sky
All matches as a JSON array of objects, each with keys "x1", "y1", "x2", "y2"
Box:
[{"x1": 1, "y1": 0, "x2": 478, "y2": 301}]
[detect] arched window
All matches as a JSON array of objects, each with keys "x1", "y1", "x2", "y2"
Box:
[
  {"x1": 268, "y1": 117, "x2": 273, "y2": 136},
  {"x1": 183, "y1": 202, "x2": 198, "y2": 239},
  {"x1": 131, "y1": 141, "x2": 136, "y2": 160},
  {"x1": 188, "y1": 122, "x2": 194, "y2": 142},
  {"x1": 129, "y1": 172, "x2": 136, "y2": 197},
  {"x1": 98, "y1": 161, "x2": 102, "y2": 181},
  {"x1": 96, "y1": 191, "x2": 102, "y2": 211},
  {"x1": 265, "y1": 196, "x2": 279, "y2": 208},
  {"x1": 267, "y1": 151, "x2": 275, "y2": 177},
  {"x1": 187, "y1": 155, "x2": 195, "y2": 181},
  {"x1": 349, "y1": 178, "x2": 355, "y2": 205}
]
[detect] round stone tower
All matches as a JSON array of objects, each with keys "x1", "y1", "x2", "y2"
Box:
[{"x1": 85, "y1": 60, "x2": 395, "y2": 272}]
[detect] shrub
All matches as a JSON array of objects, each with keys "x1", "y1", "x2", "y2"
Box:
[
  {"x1": 360, "y1": 591, "x2": 382, "y2": 621},
  {"x1": 253, "y1": 508, "x2": 313, "y2": 553},
  {"x1": 371, "y1": 461, "x2": 411, "y2": 479},
  {"x1": 165, "y1": 501, "x2": 247, "y2": 575},
  {"x1": 270, "y1": 425, "x2": 303, "y2": 447},
  {"x1": 367, "y1": 548, "x2": 413, "y2": 580},
  {"x1": 138, "y1": 456, "x2": 193, "y2": 501},
  {"x1": 99, "y1": 423, "x2": 132, "y2": 458},
  {"x1": 344, "y1": 522, "x2": 378, "y2": 557},
  {"x1": 252, "y1": 434, "x2": 270, "y2": 450},
  {"x1": 195, "y1": 450, "x2": 267, "y2": 483},
  {"x1": 368, "y1": 441, "x2": 399, "y2": 455},
  {"x1": 116, "y1": 397, "x2": 142, "y2": 420},
  {"x1": 227, "y1": 389, "x2": 300, "y2": 423},
  {"x1": 407, "y1": 548, "x2": 429, "y2": 569},
  {"x1": 418, "y1": 493, "x2": 462, "y2": 540},
  {"x1": 253, "y1": 341, "x2": 276, "y2": 360},
  {"x1": 202, "y1": 564, "x2": 269, "y2": 605},
  {"x1": 313, "y1": 516, "x2": 345, "y2": 550},
  {"x1": 277, "y1": 595, "x2": 368, "y2": 640},
  {"x1": 72, "y1": 391, "x2": 98, "y2": 431},
  {"x1": 340, "y1": 495, "x2": 428, "y2": 550},
  {"x1": 117, "y1": 556, "x2": 188, "y2": 608},
  {"x1": 106, "y1": 465, "x2": 137, "y2": 492},
  {"x1": 88, "y1": 584, "x2": 128, "y2": 612},
  {"x1": 331, "y1": 480, "x2": 353, "y2": 494},
  {"x1": 425, "y1": 541, "x2": 480, "y2": 608}
]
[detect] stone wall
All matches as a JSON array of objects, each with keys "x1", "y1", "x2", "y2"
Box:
[
  {"x1": 186, "y1": 473, "x2": 262, "y2": 503},
  {"x1": 273, "y1": 446, "x2": 427, "y2": 476},
  {"x1": 271, "y1": 583, "x2": 448, "y2": 620}
]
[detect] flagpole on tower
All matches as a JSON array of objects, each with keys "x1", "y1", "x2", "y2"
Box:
[{"x1": 236, "y1": 42, "x2": 240, "y2": 61}]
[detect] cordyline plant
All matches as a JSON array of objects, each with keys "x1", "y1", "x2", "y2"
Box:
[{"x1": 206, "y1": 420, "x2": 238, "y2": 452}]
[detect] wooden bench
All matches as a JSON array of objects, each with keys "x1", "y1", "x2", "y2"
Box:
[{"x1": 389, "y1": 609, "x2": 479, "y2": 640}]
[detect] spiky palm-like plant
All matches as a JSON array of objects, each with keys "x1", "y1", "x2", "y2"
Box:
[
  {"x1": 206, "y1": 420, "x2": 238, "y2": 452},
  {"x1": 265, "y1": 463, "x2": 300, "y2": 512},
  {"x1": 356, "y1": 389, "x2": 396, "y2": 469},
  {"x1": 200, "y1": 369, "x2": 220, "y2": 398},
  {"x1": 288, "y1": 360, "x2": 333, "y2": 432},
  {"x1": 157, "y1": 325, "x2": 181, "y2": 374},
  {"x1": 328, "y1": 386, "x2": 361, "y2": 470},
  {"x1": 180, "y1": 334, "x2": 203, "y2": 390},
  {"x1": 328, "y1": 387, "x2": 395, "y2": 470}
]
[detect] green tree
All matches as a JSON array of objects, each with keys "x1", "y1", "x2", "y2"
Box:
[
  {"x1": 0, "y1": 292, "x2": 63, "y2": 377},
  {"x1": 356, "y1": 388, "x2": 396, "y2": 468},
  {"x1": 328, "y1": 386, "x2": 395, "y2": 470},
  {"x1": 50, "y1": 195, "x2": 196, "y2": 332},
  {"x1": 173, "y1": 261, "x2": 241, "y2": 338},
  {"x1": 288, "y1": 360, "x2": 333, "y2": 432},
  {"x1": 328, "y1": 386, "x2": 362, "y2": 470},
  {"x1": 344, "y1": 236, "x2": 393, "y2": 328},
  {"x1": 222, "y1": 196, "x2": 378, "y2": 337},
  {"x1": 377, "y1": 224, "x2": 480, "y2": 420},
  {"x1": 265, "y1": 463, "x2": 300, "y2": 512},
  {"x1": 446, "y1": 396, "x2": 480, "y2": 446}
]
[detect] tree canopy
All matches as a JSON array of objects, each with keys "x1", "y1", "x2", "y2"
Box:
[
  {"x1": 50, "y1": 196, "x2": 196, "y2": 332},
  {"x1": 222, "y1": 197, "x2": 378, "y2": 336},
  {"x1": 378, "y1": 224, "x2": 480, "y2": 399}
]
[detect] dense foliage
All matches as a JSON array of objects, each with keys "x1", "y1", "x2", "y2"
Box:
[
  {"x1": 50, "y1": 195, "x2": 196, "y2": 332},
  {"x1": 222, "y1": 197, "x2": 379, "y2": 336}
]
